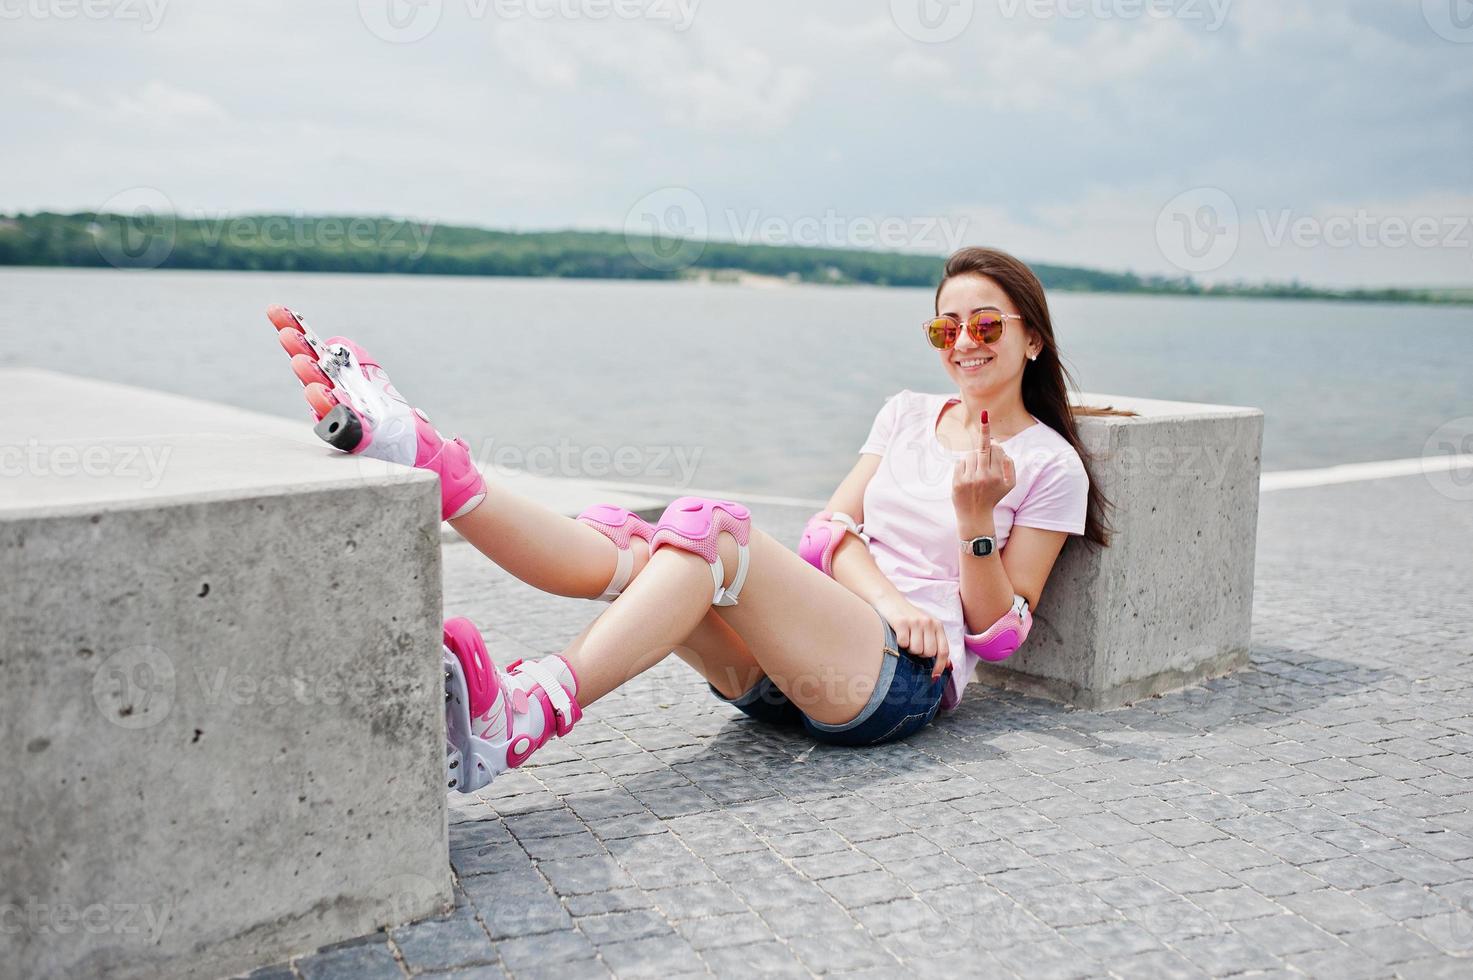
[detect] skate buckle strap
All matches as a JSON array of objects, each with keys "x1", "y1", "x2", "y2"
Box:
[{"x1": 515, "y1": 658, "x2": 579, "y2": 736}]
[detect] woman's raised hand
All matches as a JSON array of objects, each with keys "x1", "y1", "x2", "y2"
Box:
[{"x1": 952, "y1": 410, "x2": 1015, "y2": 532}]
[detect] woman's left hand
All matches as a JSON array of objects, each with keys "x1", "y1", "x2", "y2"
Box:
[{"x1": 951, "y1": 411, "x2": 1015, "y2": 531}]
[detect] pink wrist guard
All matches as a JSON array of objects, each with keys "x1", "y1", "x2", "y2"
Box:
[
  {"x1": 798, "y1": 511, "x2": 865, "y2": 578},
  {"x1": 965, "y1": 595, "x2": 1033, "y2": 663}
]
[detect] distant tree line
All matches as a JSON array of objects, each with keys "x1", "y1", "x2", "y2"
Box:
[{"x1": 0, "y1": 212, "x2": 1462, "y2": 305}]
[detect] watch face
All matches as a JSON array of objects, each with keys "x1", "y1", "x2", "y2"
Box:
[{"x1": 971, "y1": 537, "x2": 994, "y2": 557}]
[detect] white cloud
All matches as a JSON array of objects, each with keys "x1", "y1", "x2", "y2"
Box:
[
  {"x1": 2, "y1": 0, "x2": 1470, "y2": 287},
  {"x1": 491, "y1": 19, "x2": 813, "y2": 133},
  {"x1": 23, "y1": 79, "x2": 229, "y2": 126}
]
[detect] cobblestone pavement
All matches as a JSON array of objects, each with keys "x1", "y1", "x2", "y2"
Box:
[{"x1": 260, "y1": 473, "x2": 1472, "y2": 979}]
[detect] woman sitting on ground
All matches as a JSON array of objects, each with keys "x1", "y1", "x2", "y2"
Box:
[{"x1": 266, "y1": 246, "x2": 1108, "y2": 792}]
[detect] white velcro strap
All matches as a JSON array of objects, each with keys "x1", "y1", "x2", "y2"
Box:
[
  {"x1": 708, "y1": 559, "x2": 729, "y2": 606},
  {"x1": 517, "y1": 658, "x2": 574, "y2": 726},
  {"x1": 595, "y1": 547, "x2": 634, "y2": 602},
  {"x1": 722, "y1": 544, "x2": 751, "y2": 605},
  {"x1": 711, "y1": 543, "x2": 751, "y2": 608},
  {"x1": 831, "y1": 511, "x2": 868, "y2": 542}
]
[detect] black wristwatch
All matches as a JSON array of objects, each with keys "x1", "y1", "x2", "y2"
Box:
[{"x1": 960, "y1": 535, "x2": 997, "y2": 558}]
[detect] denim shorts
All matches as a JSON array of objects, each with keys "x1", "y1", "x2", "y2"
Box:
[{"x1": 709, "y1": 613, "x2": 948, "y2": 747}]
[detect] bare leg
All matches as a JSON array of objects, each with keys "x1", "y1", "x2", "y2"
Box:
[
  {"x1": 562, "y1": 546, "x2": 732, "y2": 702},
  {"x1": 559, "y1": 606, "x2": 766, "y2": 700},
  {"x1": 448, "y1": 484, "x2": 626, "y2": 599},
  {"x1": 563, "y1": 528, "x2": 885, "y2": 727},
  {"x1": 452, "y1": 487, "x2": 766, "y2": 696}
]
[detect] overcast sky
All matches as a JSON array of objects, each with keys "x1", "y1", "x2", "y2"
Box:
[{"x1": 5, "y1": 0, "x2": 1471, "y2": 287}]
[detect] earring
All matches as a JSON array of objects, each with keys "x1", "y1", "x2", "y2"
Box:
[{"x1": 1028, "y1": 351, "x2": 1038, "y2": 361}]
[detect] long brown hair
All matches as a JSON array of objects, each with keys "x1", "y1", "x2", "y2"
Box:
[{"x1": 936, "y1": 247, "x2": 1112, "y2": 547}]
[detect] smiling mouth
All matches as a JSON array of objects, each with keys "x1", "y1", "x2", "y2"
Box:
[{"x1": 955, "y1": 356, "x2": 994, "y2": 368}]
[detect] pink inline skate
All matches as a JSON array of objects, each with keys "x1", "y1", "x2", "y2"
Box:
[
  {"x1": 267, "y1": 305, "x2": 485, "y2": 520},
  {"x1": 442, "y1": 618, "x2": 582, "y2": 793}
]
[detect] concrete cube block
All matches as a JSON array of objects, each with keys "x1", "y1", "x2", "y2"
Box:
[
  {"x1": 0, "y1": 370, "x2": 451, "y2": 980},
  {"x1": 974, "y1": 392, "x2": 1264, "y2": 709}
]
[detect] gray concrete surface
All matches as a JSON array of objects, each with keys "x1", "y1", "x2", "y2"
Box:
[
  {"x1": 0, "y1": 371, "x2": 452, "y2": 979},
  {"x1": 260, "y1": 465, "x2": 1471, "y2": 979},
  {"x1": 978, "y1": 394, "x2": 1265, "y2": 708}
]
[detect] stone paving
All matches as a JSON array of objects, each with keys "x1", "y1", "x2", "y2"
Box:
[{"x1": 255, "y1": 473, "x2": 1472, "y2": 978}]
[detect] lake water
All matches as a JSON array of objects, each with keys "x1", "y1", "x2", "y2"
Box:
[{"x1": 2, "y1": 268, "x2": 1469, "y2": 498}]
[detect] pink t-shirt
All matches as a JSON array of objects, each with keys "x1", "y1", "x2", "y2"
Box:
[{"x1": 859, "y1": 390, "x2": 1089, "y2": 708}]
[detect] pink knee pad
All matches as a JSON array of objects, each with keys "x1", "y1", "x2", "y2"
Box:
[
  {"x1": 797, "y1": 511, "x2": 865, "y2": 578},
  {"x1": 578, "y1": 505, "x2": 655, "y2": 601},
  {"x1": 649, "y1": 496, "x2": 752, "y2": 607},
  {"x1": 964, "y1": 595, "x2": 1033, "y2": 662}
]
